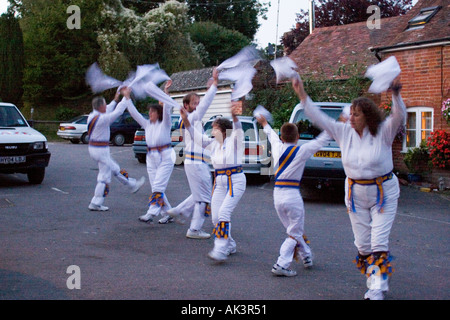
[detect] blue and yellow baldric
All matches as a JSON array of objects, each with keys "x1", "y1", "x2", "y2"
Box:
[
  {"x1": 213, "y1": 166, "x2": 243, "y2": 197},
  {"x1": 347, "y1": 171, "x2": 393, "y2": 213},
  {"x1": 274, "y1": 146, "x2": 300, "y2": 189},
  {"x1": 186, "y1": 152, "x2": 210, "y2": 164}
]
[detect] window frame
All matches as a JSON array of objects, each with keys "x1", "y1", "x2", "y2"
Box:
[
  {"x1": 403, "y1": 106, "x2": 434, "y2": 151},
  {"x1": 407, "y1": 6, "x2": 441, "y2": 29}
]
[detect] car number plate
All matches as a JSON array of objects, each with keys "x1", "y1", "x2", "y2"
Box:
[
  {"x1": 0, "y1": 156, "x2": 26, "y2": 164},
  {"x1": 314, "y1": 151, "x2": 341, "y2": 158}
]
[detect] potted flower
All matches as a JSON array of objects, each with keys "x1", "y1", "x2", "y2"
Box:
[
  {"x1": 442, "y1": 98, "x2": 450, "y2": 124},
  {"x1": 403, "y1": 141, "x2": 430, "y2": 182}
]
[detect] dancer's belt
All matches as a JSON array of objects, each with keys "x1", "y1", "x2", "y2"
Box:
[
  {"x1": 213, "y1": 166, "x2": 243, "y2": 197},
  {"x1": 89, "y1": 140, "x2": 109, "y2": 147},
  {"x1": 186, "y1": 152, "x2": 210, "y2": 163},
  {"x1": 147, "y1": 143, "x2": 171, "y2": 153},
  {"x1": 274, "y1": 179, "x2": 300, "y2": 189},
  {"x1": 347, "y1": 171, "x2": 393, "y2": 213}
]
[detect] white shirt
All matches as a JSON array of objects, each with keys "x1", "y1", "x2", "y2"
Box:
[
  {"x1": 183, "y1": 85, "x2": 217, "y2": 162},
  {"x1": 189, "y1": 118, "x2": 244, "y2": 169},
  {"x1": 264, "y1": 124, "x2": 331, "y2": 181},
  {"x1": 303, "y1": 94, "x2": 406, "y2": 180},
  {"x1": 87, "y1": 99, "x2": 127, "y2": 143},
  {"x1": 127, "y1": 100, "x2": 173, "y2": 148}
]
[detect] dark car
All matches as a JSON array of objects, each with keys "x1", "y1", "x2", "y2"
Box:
[
  {"x1": 289, "y1": 101, "x2": 351, "y2": 190},
  {"x1": 110, "y1": 112, "x2": 147, "y2": 146}
]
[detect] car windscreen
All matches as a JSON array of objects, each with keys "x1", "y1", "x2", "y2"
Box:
[
  {"x1": 292, "y1": 108, "x2": 343, "y2": 140},
  {"x1": 69, "y1": 115, "x2": 87, "y2": 124},
  {"x1": 0, "y1": 105, "x2": 28, "y2": 128}
]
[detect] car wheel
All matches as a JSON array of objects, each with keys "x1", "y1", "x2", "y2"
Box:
[
  {"x1": 81, "y1": 133, "x2": 89, "y2": 144},
  {"x1": 27, "y1": 167, "x2": 45, "y2": 184},
  {"x1": 112, "y1": 133, "x2": 125, "y2": 146},
  {"x1": 70, "y1": 139, "x2": 80, "y2": 144},
  {"x1": 137, "y1": 154, "x2": 146, "y2": 163}
]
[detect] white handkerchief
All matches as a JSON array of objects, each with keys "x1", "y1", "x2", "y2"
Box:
[
  {"x1": 217, "y1": 46, "x2": 260, "y2": 71},
  {"x1": 270, "y1": 57, "x2": 300, "y2": 83},
  {"x1": 253, "y1": 105, "x2": 273, "y2": 124},
  {"x1": 85, "y1": 63, "x2": 122, "y2": 93},
  {"x1": 365, "y1": 56, "x2": 401, "y2": 93},
  {"x1": 219, "y1": 64, "x2": 257, "y2": 100},
  {"x1": 143, "y1": 82, "x2": 180, "y2": 110}
]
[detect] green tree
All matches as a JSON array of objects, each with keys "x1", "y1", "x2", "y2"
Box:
[
  {"x1": 186, "y1": 0, "x2": 268, "y2": 40},
  {"x1": 188, "y1": 21, "x2": 251, "y2": 67},
  {"x1": 98, "y1": 0, "x2": 204, "y2": 77},
  {"x1": 18, "y1": 0, "x2": 102, "y2": 105},
  {"x1": 0, "y1": 13, "x2": 24, "y2": 106}
]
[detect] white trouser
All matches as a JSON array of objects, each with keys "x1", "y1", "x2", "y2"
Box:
[
  {"x1": 89, "y1": 146, "x2": 137, "y2": 206},
  {"x1": 145, "y1": 148, "x2": 175, "y2": 217},
  {"x1": 274, "y1": 188, "x2": 311, "y2": 268},
  {"x1": 345, "y1": 176, "x2": 399, "y2": 256},
  {"x1": 211, "y1": 172, "x2": 246, "y2": 255},
  {"x1": 177, "y1": 161, "x2": 212, "y2": 230}
]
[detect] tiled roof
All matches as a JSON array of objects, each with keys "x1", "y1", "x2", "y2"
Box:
[
  {"x1": 372, "y1": 0, "x2": 450, "y2": 51},
  {"x1": 167, "y1": 67, "x2": 233, "y2": 93},
  {"x1": 289, "y1": 17, "x2": 400, "y2": 79},
  {"x1": 289, "y1": 0, "x2": 449, "y2": 79}
]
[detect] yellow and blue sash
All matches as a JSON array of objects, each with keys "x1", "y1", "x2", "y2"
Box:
[
  {"x1": 186, "y1": 152, "x2": 210, "y2": 164},
  {"x1": 275, "y1": 179, "x2": 300, "y2": 189},
  {"x1": 274, "y1": 146, "x2": 300, "y2": 188},
  {"x1": 178, "y1": 118, "x2": 185, "y2": 130},
  {"x1": 213, "y1": 166, "x2": 243, "y2": 197},
  {"x1": 347, "y1": 172, "x2": 393, "y2": 213}
]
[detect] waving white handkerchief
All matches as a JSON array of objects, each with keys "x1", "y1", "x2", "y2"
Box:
[
  {"x1": 85, "y1": 63, "x2": 122, "y2": 93},
  {"x1": 270, "y1": 57, "x2": 300, "y2": 83},
  {"x1": 219, "y1": 64, "x2": 257, "y2": 100},
  {"x1": 217, "y1": 46, "x2": 260, "y2": 71},
  {"x1": 365, "y1": 56, "x2": 401, "y2": 93},
  {"x1": 143, "y1": 82, "x2": 180, "y2": 110},
  {"x1": 253, "y1": 105, "x2": 273, "y2": 124}
]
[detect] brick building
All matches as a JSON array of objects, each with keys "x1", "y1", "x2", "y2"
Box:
[{"x1": 289, "y1": 0, "x2": 449, "y2": 186}]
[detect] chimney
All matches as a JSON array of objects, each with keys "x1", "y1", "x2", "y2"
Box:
[{"x1": 309, "y1": 0, "x2": 315, "y2": 34}]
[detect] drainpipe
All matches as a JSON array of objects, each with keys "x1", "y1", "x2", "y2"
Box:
[{"x1": 309, "y1": 0, "x2": 315, "y2": 34}]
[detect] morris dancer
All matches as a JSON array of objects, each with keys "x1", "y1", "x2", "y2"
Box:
[
  {"x1": 87, "y1": 88, "x2": 145, "y2": 211},
  {"x1": 180, "y1": 102, "x2": 245, "y2": 262},
  {"x1": 256, "y1": 106, "x2": 330, "y2": 277},
  {"x1": 167, "y1": 68, "x2": 219, "y2": 239},
  {"x1": 126, "y1": 83, "x2": 176, "y2": 224},
  {"x1": 295, "y1": 77, "x2": 405, "y2": 300}
]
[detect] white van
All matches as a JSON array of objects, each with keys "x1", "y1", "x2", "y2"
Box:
[
  {"x1": 289, "y1": 101, "x2": 350, "y2": 189},
  {"x1": 0, "y1": 102, "x2": 51, "y2": 184}
]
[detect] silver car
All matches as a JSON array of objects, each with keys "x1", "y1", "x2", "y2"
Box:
[{"x1": 289, "y1": 102, "x2": 350, "y2": 189}]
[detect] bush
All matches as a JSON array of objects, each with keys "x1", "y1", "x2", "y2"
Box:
[
  {"x1": 56, "y1": 106, "x2": 79, "y2": 121},
  {"x1": 403, "y1": 141, "x2": 430, "y2": 174}
]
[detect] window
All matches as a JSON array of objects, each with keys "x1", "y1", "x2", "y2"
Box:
[
  {"x1": 404, "y1": 107, "x2": 433, "y2": 149},
  {"x1": 406, "y1": 6, "x2": 441, "y2": 30}
]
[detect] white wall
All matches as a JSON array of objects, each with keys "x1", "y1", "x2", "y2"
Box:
[{"x1": 171, "y1": 90, "x2": 233, "y2": 122}]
